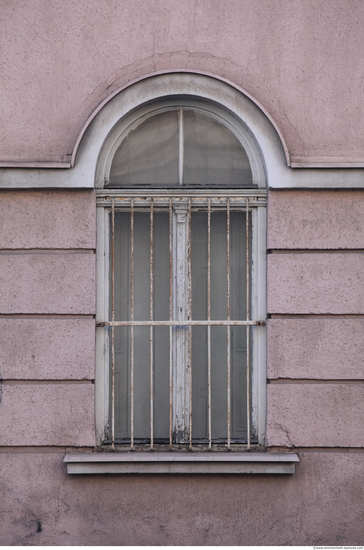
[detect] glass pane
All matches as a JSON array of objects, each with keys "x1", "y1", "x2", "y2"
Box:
[
  {"x1": 183, "y1": 110, "x2": 253, "y2": 186},
  {"x1": 112, "y1": 211, "x2": 170, "y2": 441},
  {"x1": 109, "y1": 111, "x2": 179, "y2": 186},
  {"x1": 191, "y1": 210, "x2": 249, "y2": 441}
]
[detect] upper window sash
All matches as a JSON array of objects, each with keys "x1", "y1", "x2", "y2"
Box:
[
  {"x1": 108, "y1": 108, "x2": 253, "y2": 188},
  {"x1": 95, "y1": 98, "x2": 267, "y2": 190}
]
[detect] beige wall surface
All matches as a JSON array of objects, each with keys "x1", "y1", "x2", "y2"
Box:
[{"x1": 1, "y1": 0, "x2": 364, "y2": 165}]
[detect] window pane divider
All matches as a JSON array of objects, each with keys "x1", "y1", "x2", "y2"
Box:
[
  {"x1": 246, "y1": 198, "x2": 251, "y2": 450},
  {"x1": 188, "y1": 198, "x2": 192, "y2": 450},
  {"x1": 150, "y1": 199, "x2": 154, "y2": 450},
  {"x1": 207, "y1": 198, "x2": 212, "y2": 450},
  {"x1": 169, "y1": 199, "x2": 173, "y2": 450},
  {"x1": 111, "y1": 199, "x2": 115, "y2": 449},
  {"x1": 130, "y1": 199, "x2": 135, "y2": 451},
  {"x1": 227, "y1": 198, "x2": 231, "y2": 450}
]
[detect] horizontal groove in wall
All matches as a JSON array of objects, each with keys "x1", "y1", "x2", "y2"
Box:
[
  {"x1": 268, "y1": 187, "x2": 364, "y2": 191},
  {"x1": 268, "y1": 186, "x2": 364, "y2": 191},
  {"x1": 0, "y1": 249, "x2": 95, "y2": 254},
  {"x1": 0, "y1": 446, "x2": 363, "y2": 454},
  {"x1": 0, "y1": 380, "x2": 94, "y2": 385},
  {"x1": 268, "y1": 446, "x2": 364, "y2": 453},
  {"x1": 268, "y1": 249, "x2": 364, "y2": 254},
  {"x1": 268, "y1": 379, "x2": 364, "y2": 385},
  {"x1": 0, "y1": 314, "x2": 95, "y2": 319},
  {"x1": 269, "y1": 314, "x2": 364, "y2": 319},
  {"x1": 0, "y1": 446, "x2": 94, "y2": 453},
  {"x1": 0, "y1": 161, "x2": 71, "y2": 169}
]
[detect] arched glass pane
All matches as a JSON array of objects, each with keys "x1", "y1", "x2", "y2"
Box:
[
  {"x1": 109, "y1": 111, "x2": 179, "y2": 186},
  {"x1": 108, "y1": 108, "x2": 253, "y2": 187},
  {"x1": 183, "y1": 110, "x2": 252, "y2": 185}
]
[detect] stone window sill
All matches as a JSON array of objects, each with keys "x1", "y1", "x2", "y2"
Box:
[{"x1": 64, "y1": 452, "x2": 299, "y2": 474}]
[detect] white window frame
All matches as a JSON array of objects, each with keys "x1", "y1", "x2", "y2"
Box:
[
  {"x1": 95, "y1": 98, "x2": 266, "y2": 189},
  {"x1": 95, "y1": 98, "x2": 267, "y2": 450}
]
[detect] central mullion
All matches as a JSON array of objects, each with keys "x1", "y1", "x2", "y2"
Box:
[{"x1": 173, "y1": 204, "x2": 190, "y2": 443}]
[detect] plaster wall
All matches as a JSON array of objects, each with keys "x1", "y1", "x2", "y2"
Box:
[
  {"x1": 0, "y1": 189, "x2": 362, "y2": 545},
  {"x1": 0, "y1": 451, "x2": 363, "y2": 546},
  {"x1": 1, "y1": 1, "x2": 363, "y2": 544},
  {"x1": 1, "y1": 0, "x2": 364, "y2": 165}
]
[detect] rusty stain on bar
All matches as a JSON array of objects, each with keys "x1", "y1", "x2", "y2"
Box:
[
  {"x1": 150, "y1": 198, "x2": 154, "y2": 450},
  {"x1": 227, "y1": 199, "x2": 231, "y2": 450},
  {"x1": 188, "y1": 198, "x2": 192, "y2": 451},
  {"x1": 246, "y1": 198, "x2": 250, "y2": 450},
  {"x1": 169, "y1": 199, "x2": 173, "y2": 449},
  {"x1": 111, "y1": 199, "x2": 115, "y2": 450},
  {"x1": 207, "y1": 199, "x2": 212, "y2": 450},
  {"x1": 130, "y1": 199, "x2": 134, "y2": 451}
]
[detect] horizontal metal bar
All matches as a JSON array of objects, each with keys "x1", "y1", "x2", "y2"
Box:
[
  {"x1": 96, "y1": 188, "x2": 267, "y2": 199},
  {"x1": 96, "y1": 196, "x2": 266, "y2": 208},
  {"x1": 97, "y1": 320, "x2": 265, "y2": 327}
]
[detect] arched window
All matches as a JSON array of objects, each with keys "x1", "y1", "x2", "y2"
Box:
[
  {"x1": 96, "y1": 95, "x2": 267, "y2": 452},
  {"x1": 108, "y1": 108, "x2": 253, "y2": 187}
]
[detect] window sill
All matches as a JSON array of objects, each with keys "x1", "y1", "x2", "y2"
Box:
[{"x1": 64, "y1": 452, "x2": 299, "y2": 475}]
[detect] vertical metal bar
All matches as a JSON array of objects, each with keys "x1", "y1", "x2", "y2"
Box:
[
  {"x1": 188, "y1": 198, "x2": 192, "y2": 450},
  {"x1": 130, "y1": 199, "x2": 134, "y2": 450},
  {"x1": 111, "y1": 199, "x2": 115, "y2": 449},
  {"x1": 150, "y1": 198, "x2": 154, "y2": 450},
  {"x1": 179, "y1": 109, "x2": 184, "y2": 186},
  {"x1": 169, "y1": 199, "x2": 173, "y2": 449},
  {"x1": 246, "y1": 199, "x2": 250, "y2": 450},
  {"x1": 207, "y1": 199, "x2": 212, "y2": 450},
  {"x1": 226, "y1": 199, "x2": 231, "y2": 450}
]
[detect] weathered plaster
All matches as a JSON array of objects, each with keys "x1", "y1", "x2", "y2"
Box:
[
  {"x1": 268, "y1": 190, "x2": 364, "y2": 249},
  {"x1": 0, "y1": 253, "x2": 95, "y2": 314},
  {"x1": 0, "y1": 191, "x2": 95, "y2": 249},
  {"x1": 1, "y1": 1, "x2": 364, "y2": 163},
  {"x1": 0, "y1": 384, "x2": 95, "y2": 446},
  {"x1": 1, "y1": 74, "x2": 364, "y2": 190},
  {"x1": 268, "y1": 253, "x2": 364, "y2": 314},
  {"x1": 267, "y1": 384, "x2": 364, "y2": 447},
  {"x1": 0, "y1": 319, "x2": 94, "y2": 380},
  {"x1": 0, "y1": 452, "x2": 362, "y2": 545},
  {"x1": 268, "y1": 319, "x2": 364, "y2": 380}
]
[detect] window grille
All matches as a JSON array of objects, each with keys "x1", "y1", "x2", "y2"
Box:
[{"x1": 97, "y1": 192, "x2": 266, "y2": 451}]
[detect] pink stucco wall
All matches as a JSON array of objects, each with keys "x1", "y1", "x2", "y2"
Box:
[
  {"x1": 0, "y1": 189, "x2": 362, "y2": 545},
  {"x1": 0, "y1": 191, "x2": 95, "y2": 249},
  {"x1": 1, "y1": 2, "x2": 364, "y2": 544},
  {"x1": 1, "y1": 1, "x2": 364, "y2": 163},
  {"x1": 268, "y1": 190, "x2": 364, "y2": 249},
  {"x1": 0, "y1": 318, "x2": 94, "y2": 380},
  {"x1": 0, "y1": 451, "x2": 363, "y2": 546},
  {"x1": 268, "y1": 318, "x2": 364, "y2": 380}
]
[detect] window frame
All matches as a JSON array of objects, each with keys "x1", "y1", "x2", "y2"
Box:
[
  {"x1": 95, "y1": 98, "x2": 266, "y2": 190},
  {"x1": 95, "y1": 99, "x2": 267, "y2": 450}
]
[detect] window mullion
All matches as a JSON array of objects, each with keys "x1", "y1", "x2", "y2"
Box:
[
  {"x1": 178, "y1": 109, "x2": 184, "y2": 186},
  {"x1": 173, "y1": 204, "x2": 190, "y2": 443}
]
